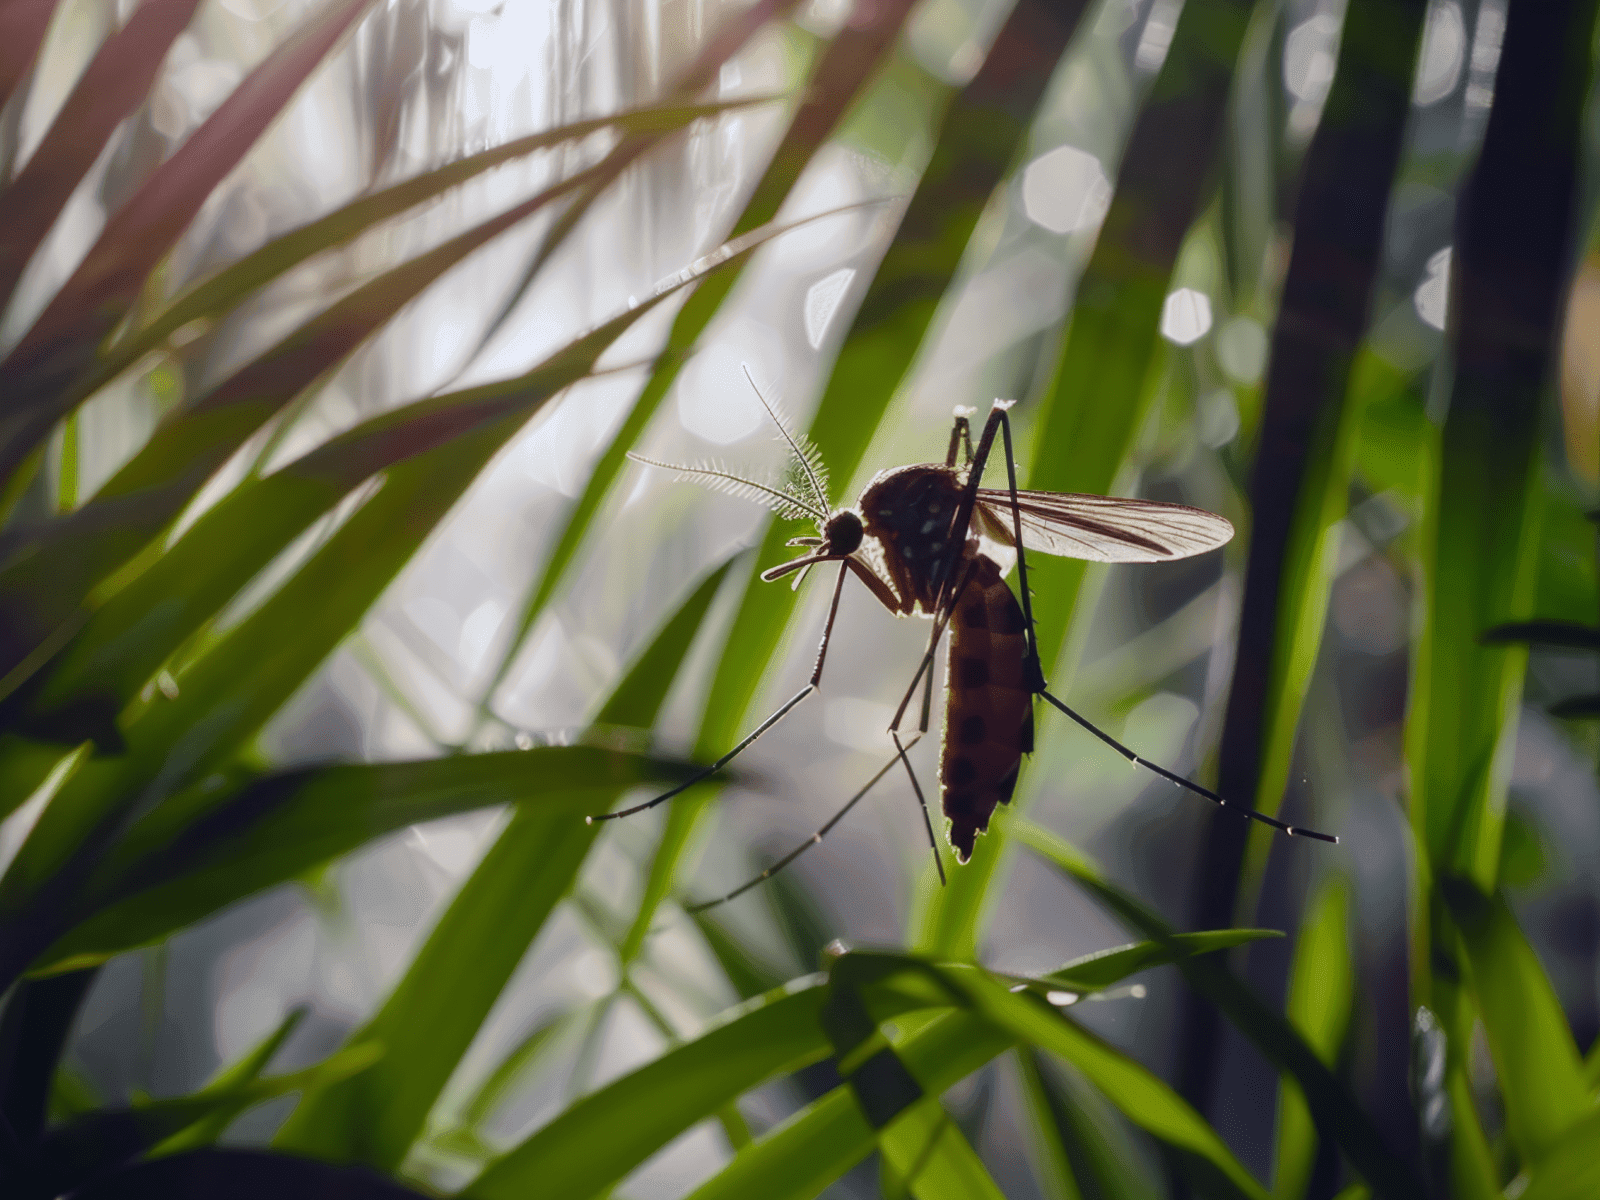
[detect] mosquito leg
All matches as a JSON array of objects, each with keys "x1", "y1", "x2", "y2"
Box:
[
  {"x1": 1036, "y1": 689, "x2": 1339, "y2": 844},
  {"x1": 945, "y1": 412, "x2": 973, "y2": 469},
  {"x1": 590, "y1": 561, "x2": 851, "y2": 823},
  {"x1": 932, "y1": 401, "x2": 1012, "y2": 616},
  {"x1": 894, "y1": 673, "x2": 946, "y2": 885},
  {"x1": 887, "y1": 560, "x2": 971, "y2": 733},
  {"x1": 685, "y1": 740, "x2": 911, "y2": 913},
  {"x1": 994, "y1": 405, "x2": 1045, "y2": 693}
]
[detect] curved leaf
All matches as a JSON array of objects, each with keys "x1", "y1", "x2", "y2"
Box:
[
  {"x1": 0, "y1": 0, "x2": 205, "y2": 312},
  {"x1": 34, "y1": 746, "x2": 697, "y2": 975}
]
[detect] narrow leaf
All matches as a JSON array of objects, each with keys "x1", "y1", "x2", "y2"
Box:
[
  {"x1": 34, "y1": 747, "x2": 695, "y2": 974},
  {"x1": 1443, "y1": 880, "x2": 1588, "y2": 1164},
  {"x1": 464, "y1": 981, "x2": 830, "y2": 1200},
  {"x1": 0, "y1": 0, "x2": 206, "y2": 311},
  {"x1": 1273, "y1": 879, "x2": 1353, "y2": 1199}
]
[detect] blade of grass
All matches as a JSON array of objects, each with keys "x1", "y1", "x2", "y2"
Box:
[
  {"x1": 33, "y1": 745, "x2": 696, "y2": 975},
  {"x1": 1442, "y1": 881, "x2": 1588, "y2": 1165},
  {"x1": 0, "y1": 0, "x2": 206, "y2": 312},
  {"x1": 1014, "y1": 818, "x2": 1425, "y2": 1199},
  {"x1": 1025, "y1": 0, "x2": 1258, "y2": 671},
  {"x1": 1020, "y1": 1052, "x2": 1158, "y2": 1200},
  {"x1": 1012, "y1": 1052, "x2": 1085, "y2": 1200},
  {"x1": 1272, "y1": 877, "x2": 1353, "y2": 1199},
  {"x1": 0, "y1": 0, "x2": 54, "y2": 110},
  {"x1": 148, "y1": 1005, "x2": 308, "y2": 1156},
  {"x1": 85, "y1": 96, "x2": 778, "y2": 394},
  {"x1": 464, "y1": 980, "x2": 831, "y2": 1200},
  {"x1": 824, "y1": 952, "x2": 1270, "y2": 1200},
  {"x1": 1516, "y1": 1106, "x2": 1600, "y2": 1200},
  {"x1": 269, "y1": 554, "x2": 738, "y2": 1171},
  {"x1": 1180, "y1": 0, "x2": 1428, "y2": 1118},
  {"x1": 1409, "y1": 0, "x2": 1596, "y2": 895},
  {"x1": 683, "y1": 1010, "x2": 1011, "y2": 1200},
  {"x1": 879, "y1": 1097, "x2": 1007, "y2": 1200},
  {"x1": 0, "y1": 0, "x2": 377, "y2": 481}
]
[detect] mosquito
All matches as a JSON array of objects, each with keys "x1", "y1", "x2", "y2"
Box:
[{"x1": 592, "y1": 379, "x2": 1336, "y2": 912}]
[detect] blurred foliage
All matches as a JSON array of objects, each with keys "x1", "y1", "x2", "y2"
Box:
[{"x1": 1, "y1": 0, "x2": 1599, "y2": 1198}]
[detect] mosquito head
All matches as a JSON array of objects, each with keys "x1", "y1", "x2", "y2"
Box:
[{"x1": 824, "y1": 509, "x2": 863, "y2": 556}]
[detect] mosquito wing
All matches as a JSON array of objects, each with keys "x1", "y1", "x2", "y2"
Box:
[{"x1": 973, "y1": 489, "x2": 1234, "y2": 563}]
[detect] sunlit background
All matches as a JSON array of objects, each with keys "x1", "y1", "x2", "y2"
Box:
[{"x1": 6, "y1": 0, "x2": 1600, "y2": 1196}]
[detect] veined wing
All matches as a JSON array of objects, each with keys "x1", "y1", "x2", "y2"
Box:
[{"x1": 974, "y1": 489, "x2": 1234, "y2": 563}]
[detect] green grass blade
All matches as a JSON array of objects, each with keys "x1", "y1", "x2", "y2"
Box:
[
  {"x1": 1015, "y1": 818, "x2": 1425, "y2": 1199},
  {"x1": 1019, "y1": 1052, "x2": 1157, "y2": 1200},
  {"x1": 464, "y1": 981, "x2": 830, "y2": 1199},
  {"x1": 1272, "y1": 878, "x2": 1353, "y2": 1199},
  {"x1": 824, "y1": 952, "x2": 1269, "y2": 1200},
  {"x1": 686, "y1": 1010, "x2": 1012, "y2": 1200},
  {"x1": 0, "y1": 0, "x2": 376, "y2": 480},
  {"x1": 270, "y1": 549, "x2": 739, "y2": 1171},
  {"x1": 34, "y1": 746, "x2": 694, "y2": 975},
  {"x1": 1517, "y1": 1106, "x2": 1600, "y2": 1200},
  {"x1": 1443, "y1": 882, "x2": 1588, "y2": 1164},
  {"x1": 149, "y1": 1005, "x2": 308, "y2": 1156},
  {"x1": 0, "y1": 0, "x2": 205, "y2": 312},
  {"x1": 1012, "y1": 1052, "x2": 1085, "y2": 1200},
  {"x1": 1186, "y1": 5, "x2": 1427, "y2": 1112},
  {"x1": 879, "y1": 1097, "x2": 1007, "y2": 1200},
  {"x1": 1036, "y1": 928, "x2": 1282, "y2": 995},
  {"x1": 0, "y1": 966, "x2": 99, "y2": 1143}
]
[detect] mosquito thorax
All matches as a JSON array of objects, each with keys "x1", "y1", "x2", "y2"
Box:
[{"x1": 825, "y1": 509, "x2": 864, "y2": 555}]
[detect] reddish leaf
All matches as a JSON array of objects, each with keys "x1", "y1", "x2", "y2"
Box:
[
  {"x1": 0, "y1": 0, "x2": 376, "y2": 479},
  {"x1": 0, "y1": 0, "x2": 206, "y2": 312}
]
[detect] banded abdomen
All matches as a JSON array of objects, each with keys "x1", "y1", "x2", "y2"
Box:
[{"x1": 939, "y1": 556, "x2": 1034, "y2": 861}]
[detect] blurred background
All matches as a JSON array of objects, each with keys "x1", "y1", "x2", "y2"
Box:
[{"x1": 3, "y1": 0, "x2": 1599, "y2": 1197}]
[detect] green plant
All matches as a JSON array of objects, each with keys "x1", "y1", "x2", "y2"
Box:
[{"x1": 2, "y1": 0, "x2": 1599, "y2": 1197}]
